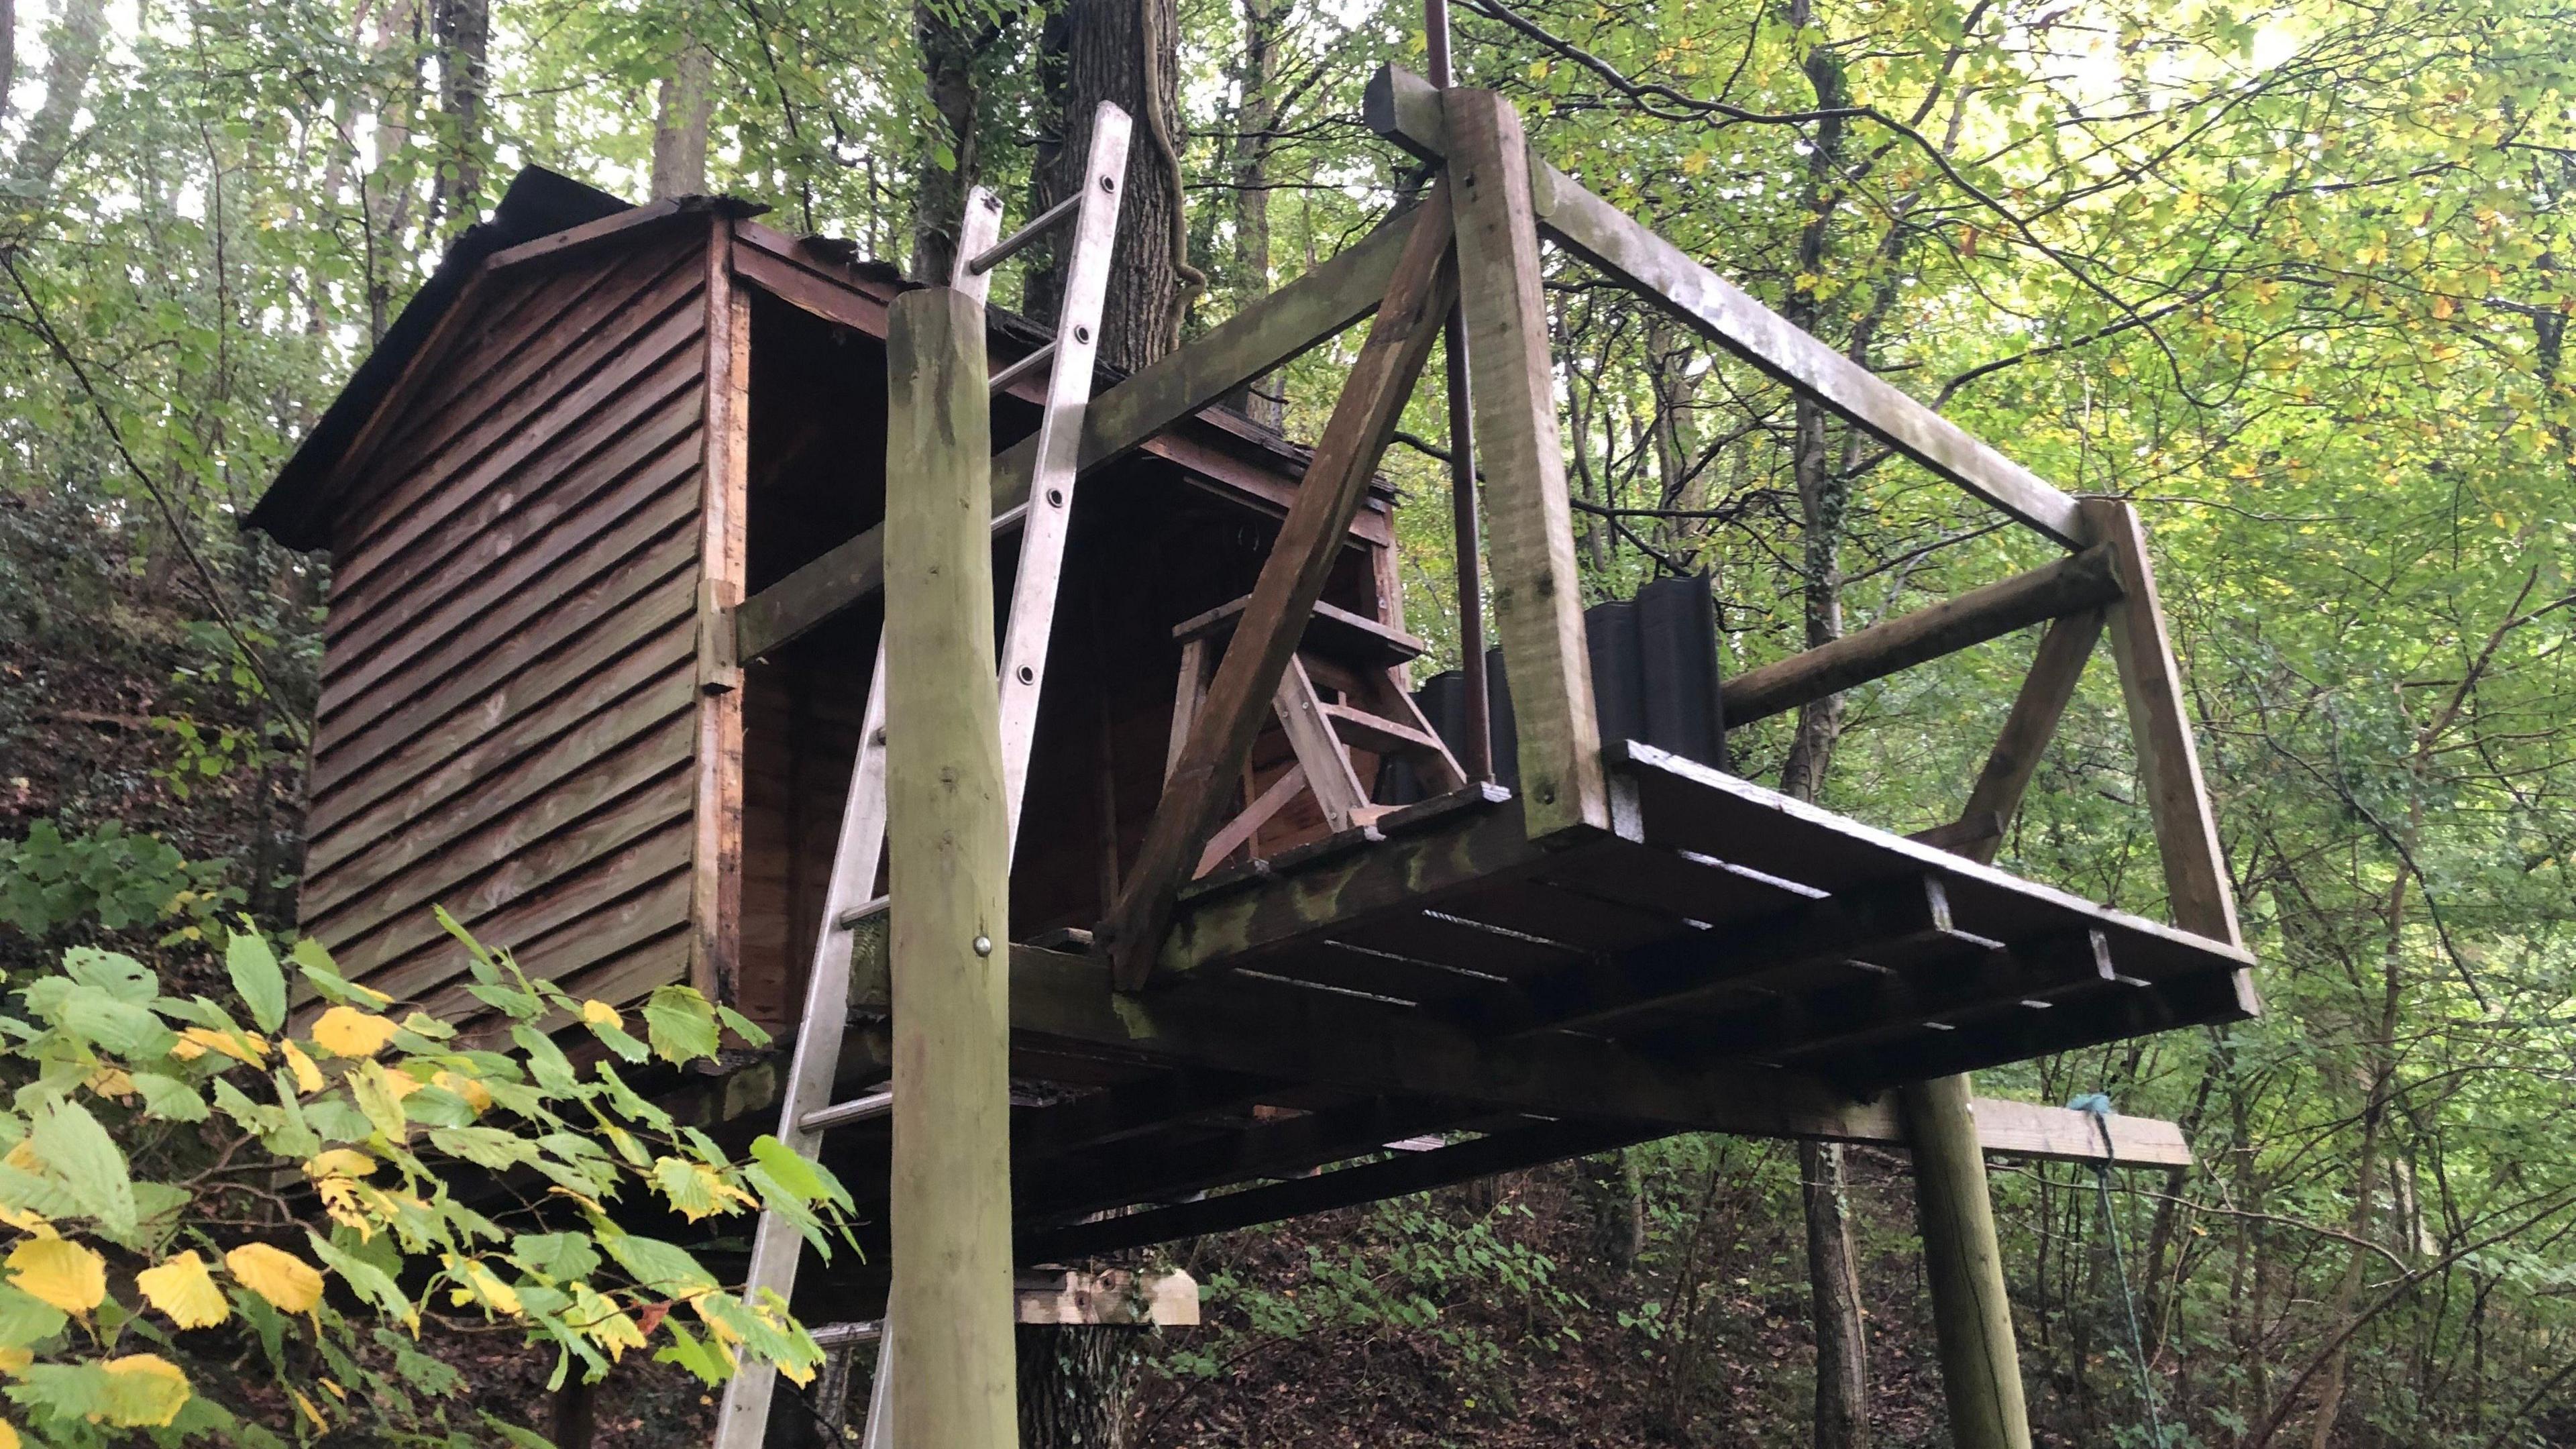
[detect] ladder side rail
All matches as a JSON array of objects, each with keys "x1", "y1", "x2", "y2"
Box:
[
  {"x1": 951, "y1": 189, "x2": 1008, "y2": 301},
  {"x1": 996, "y1": 101, "x2": 1132, "y2": 851},
  {"x1": 710, "y1": 653, "x2": 896, "y2": 1449}
]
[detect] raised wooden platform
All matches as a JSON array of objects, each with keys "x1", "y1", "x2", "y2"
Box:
[{"x1": 802, "y1": 739, "x2": 2247, "y2": 1275}]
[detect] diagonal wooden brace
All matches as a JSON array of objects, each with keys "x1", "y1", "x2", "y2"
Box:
[{"x1": 1104, "y1": 189, "x2": 1461, "y2": 991}]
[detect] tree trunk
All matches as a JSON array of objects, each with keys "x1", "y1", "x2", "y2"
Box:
[
  {"x1": 1578, "y1": 1148, "x2": 1646, "y2": 1274},
  {"x1": 5, "y1": 0, "x2": 106, "y2": 193},
  {"x1": 1777, "y1": 9, "x2": 1866, "y2": 1446},
  {"x1": 1018, "y1": 1326, "x2": 1134, "y2": 1448},
  {"x1": 1219, "y1": 0, "x2": 1285, "y2": 427},
  {"x1": 1, "y1": 0, "x2": 17, "y2": 127},
  {"x1": 649, "y1": 35, "x2": 716, "y2": 199},
  {"x1": 429, "y1": 0, "x2": 489, "y2": 226},
  {"x1": 1034, "y1": 0, "x2": 1201, "y2": 371},
  {"x1": 1801, "y1": 1140, "x2": 1872, "y2": 1449},
  {"x1": 909, "y1": 0, "x2": 991, "y2": 282}
]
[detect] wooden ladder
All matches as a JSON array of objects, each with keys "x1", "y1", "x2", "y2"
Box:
[
  {"x1": 708, "y1": 101, "x2": 1131, "y2": 1449},
  {"x1": 1170, "y1": 593, "x2": 1466, "y2": 875}
]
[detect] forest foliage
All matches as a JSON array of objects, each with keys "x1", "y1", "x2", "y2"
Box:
[{"x1": 5, "y1": 0, "x2": 2576, "y2": 1444}]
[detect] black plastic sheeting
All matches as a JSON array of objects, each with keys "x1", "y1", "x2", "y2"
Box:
[{"x1": 1398, "y1": 574, "x2": 1727, "y2": 798}]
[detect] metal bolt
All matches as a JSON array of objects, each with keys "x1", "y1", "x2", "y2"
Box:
[
  {"x1": 1016, "y1": 665, "x2": 1036, "y2": 684},
  {"x1": 1099, "y1": 174, "x2": 1117, "y2": 193},
  {"x1": 973, "y1": 935, "x2": 994, "y2": 957},
  {"x1": 1074, "y1": 325, "x2": 1092, "y2": 344},
  {"x1": 981, "y1": 193, "x2": 1003, "y2": 211},
  {"x1": 1046, "y1": 487, "x2": 1066, "y2": 508}
]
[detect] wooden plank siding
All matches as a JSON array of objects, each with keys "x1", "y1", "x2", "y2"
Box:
[{"x1": 298, "y1": 230, "x2": 717, "y2": 1019}]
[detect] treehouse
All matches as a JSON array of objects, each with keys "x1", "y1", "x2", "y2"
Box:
[{"x1": 250, "y1": 72, "x2": 2256, "y2": 1449}]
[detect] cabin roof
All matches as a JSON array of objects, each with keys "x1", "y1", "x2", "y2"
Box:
[{"x1": 248, "y1": 165, "x2": 1344, "y2": 555}]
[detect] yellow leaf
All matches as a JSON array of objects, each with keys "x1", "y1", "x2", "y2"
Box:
[
  {"x1": 292, "y1": 1389, "x2": 327, "y2": 1432},
  {"x1": 580, "y1": 1000, "x2": 623, "y2": 1030},
  {"x1": 225, "y1": 1242, "x2": 325, "y2": 1313},
  {"x1": 177, "y1": 1027, "x2": 268, "y2": 1067},
  {"x1": 3, "y1": 1142, "x2": 38, "y2": 1173},
  {"x1": 306, "y1": 1148, "x2": 377, "y2": 1181},
  {"x1": 7, "y1": 1236, "x2": 105, "y2": 1314},
  {"x1": 137, "y1": 1250, "x2": 229, "y2": 1329},
  {"x1": 0, "y1": 1208, "x2": 46, "y2": 1235},
  {"x1": 311, "y1": 1007, "x2": 400, "y2": 1059},
  {"x1": 98, "y1": 1354, "x2": 191, "y2": 1428},
  {"x1": 280, "y1": 1040, "x2": 326, "y2": 1095},
  {"x1": 449, "y1": 1256, "x2": 523, "y2": 1316},
  {"x1": 572, "y1": 1283, "x2": 648, "y2": 1361},
  {"x1": 85, "y1": 1067, "x2": 134, "y2": 1099},
  {"x1": 0, "y1": 1417, "x2": 19, "y2": 1449},
  {"x1": 432, "y1": 1071, "x2": 492, "y2": 1114},
  {"x1": 317, "y1": 1178, "x2": 374, "y2": 1241},
  {"x1": 0, "y1": 1346, "x2": 30, "y2": 1375}
]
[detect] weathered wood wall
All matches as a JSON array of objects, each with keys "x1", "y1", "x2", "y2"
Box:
[{"x1": 297, "y1": 223, "x2": 714, "y2": 1016}]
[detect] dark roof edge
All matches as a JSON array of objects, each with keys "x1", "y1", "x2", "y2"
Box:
[{"x1": 245, "y1": 166, "x2": 637, "y2": 552}]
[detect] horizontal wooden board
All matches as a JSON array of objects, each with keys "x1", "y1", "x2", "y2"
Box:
[
  {"x1": 329, "y1": 250, "x2": 706, "y2": 582},
  {"x1": 310, "y1": 532, "x2": 697, "y2": 797},
  {"x1": 304, "y1": 684, "x2": 699, "y2": 926},
  {"x1": 325, "y1": 315, "x2": 706, "y2": 639},
  {"x1": 307, "y1": 604, "x2": 696, "y2": 846},
  {"x1": 305, "y1": 632, "x2": 697, "y2": 875},
  {"x1": 334, "y1": 804, "x2": 696, "y2": 1006},
  {"x1": 320, "y1": 416, "x2": 702, "y2": 712},
  {"x1": 364, "y1": 233, "x2": 699, "y2": 490}
]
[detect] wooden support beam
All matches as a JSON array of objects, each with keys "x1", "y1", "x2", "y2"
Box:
[
  {"x1": 879, "y1": 288, "x2": 1016, "y2": 1448},
  {"x1": 733, "y1": 207, "x2": 1429, "y2": 662},
  {"x1": 1720, "y1": 546, "x2": 2121, "y2": 726},
  {"x1": 1903, "y1": 1073, "x2": 2035, "y2": 1449},
  {"x1": 851, "y1": 941, "x2": 2190, "y2": 1169},
  {"x1": 1016, "y1": 1090, "x2": 2190, "y2": 1262},
  {"x1": 1447, "y1": 89, "x2": 1613, "y2": 841},
  {"x1": 2081, "y1": 498, "x2": 2247, "y2": 952},
  {"x1": 1953, "y1": 609, "x2": 2106, "y2": 865},
  {"x1": 1365, "y1": 64, "x2": 2088, "y2": 548},
  {"x1": 1104, "y1": 190, "x2": 1460, "y2": 991},
  {"x1": 1020, "y1": 1116, "x2": 1656, "y2": 1260}
]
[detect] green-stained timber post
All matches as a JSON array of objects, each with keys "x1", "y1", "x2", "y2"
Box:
[
  {"x1": 1903, "y1": 1073, "x2": 2034, "y2": 1449},
  {"x1": 881, "y1": 287, "x2": 1018, "y2": 1447}
]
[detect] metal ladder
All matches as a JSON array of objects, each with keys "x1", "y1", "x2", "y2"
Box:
[{"x1": 708, "y1": 101, "x2": 1131, "y2": 1449}]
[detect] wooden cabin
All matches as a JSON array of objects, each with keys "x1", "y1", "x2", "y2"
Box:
[{"x1": 251, "y1": 168, "x2": 1409, "y2": 1036}]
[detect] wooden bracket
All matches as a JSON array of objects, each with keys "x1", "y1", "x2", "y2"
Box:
[{"x1": 1104, "y1": 189, "x2": 1461, "y2": 992}]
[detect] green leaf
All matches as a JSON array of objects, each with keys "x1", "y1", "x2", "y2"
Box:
[
  {"x1": 225, "y1": 928, "x2": 287, "y2": 1032},
  {"x1": 427, "y1": 1126, "x2": 541, "y2": 1173},
  {"x1": 508, "y1": 1232, "x2": 600, "y2": 1284},
  {"x1": 308, "y1": 1230, "x2": 413, "y2": 1325},
  {"x1": 0, "y1": 1283, "x2": 69, "y2": 1348},
  {"x1": 129, "y1": 1071, "x2": 209, "y2": 1122},
  {"x1": 749, "y1": 1135, "x2": 849, "y2": 1210},
  {"x1": 716, "y1": 1005, "x2": 772, "y2": 1048},
  {"x1": 594, "y1": 1230, "x2": 716, "y2": 1298},
  {"x1": 641, "y1": 987, "x2": 720, "y2": 1064},
  {"x1": 652, "y1": 1320, "x2": 731, "y2": 1385},
  {"x1": 30, "y1": 1096, "x2": 138, "y2": 1237},
  {"x1": 62, "y1": 947, "x2": 157, "y2": 1004}
]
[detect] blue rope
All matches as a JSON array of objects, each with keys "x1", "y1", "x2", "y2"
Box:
[{"x1": 2070, "y1": 1093, "x2": 2171, "y2": 1449}]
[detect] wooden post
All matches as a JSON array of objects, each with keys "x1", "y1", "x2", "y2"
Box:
[
  {"x1": 1902, "y1": 1073, "x2": 2033, "y2": 1449},
  {"x1": 1444, "y1": 89, "x2": 1610, "y2": 841},
  {"x1": 881, "y1": 288, "x2": 1018, "y2": 1448},
  {"x1": 690, "y1": 213, "x2": 750, "y2": 1002},
  {"x1": 2080, "y1": 498, "x2": 2245, "y2": 948}
]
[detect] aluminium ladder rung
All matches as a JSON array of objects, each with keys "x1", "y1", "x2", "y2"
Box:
[
  {"x1": 798, "y1": 1088, "x2": 894, "y2": 1134},
  {"x1": 988, "y1": 339, "x2": 1057, "y2": 396},
  {"x1": 964, "y1": 189, "x2": 1083, "y2": 276}
]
